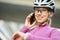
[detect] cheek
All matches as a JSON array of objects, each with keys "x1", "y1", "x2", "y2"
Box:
[
  {"x1": 35, "y1": 13, "x2": 48, "y2": 19},
  {"x1": 44, "y1": 14, "x2": 48, "y2": 17},
  {"x1": 42, "y1": 14, "x2": 48, "y2": 20},
  {"x1": 43, "y1": 12, "x2": 48, "y2": 17}
]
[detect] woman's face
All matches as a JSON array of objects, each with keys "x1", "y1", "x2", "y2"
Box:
[{"x1": 34, "y1": 7, "x2": 49, "y2": 24}]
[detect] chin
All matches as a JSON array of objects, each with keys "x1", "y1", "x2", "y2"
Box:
[
  {"x1": 37, "y1": 19, "x2": 47, "y2": 23},
  {"x1": 37, "y1": 20, "x2": 44, "y2": 23}
]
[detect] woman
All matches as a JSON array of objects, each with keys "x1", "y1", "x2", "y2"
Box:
[{"x1": 12, "y1": 0, "x2": 60, "y2": 40}]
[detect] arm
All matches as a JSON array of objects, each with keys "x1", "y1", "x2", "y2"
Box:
[
  {"x1": 20, "y1": 13, "x2": 36, "y2": 33},
  {"x1": 25, "y1": 29, "x2": 60, "y2": 40},
  {"x1": 20, "y1": 25, "x2": 29, "y2": 33}
]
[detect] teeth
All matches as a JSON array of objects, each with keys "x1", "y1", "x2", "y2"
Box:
[{"x1": 38, "y1": 17, "x2": 44, "y2": 20}]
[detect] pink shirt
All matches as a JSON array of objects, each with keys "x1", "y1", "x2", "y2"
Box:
[{"x1": 20, "y1": 24, "x2": 60, "y2": 40}]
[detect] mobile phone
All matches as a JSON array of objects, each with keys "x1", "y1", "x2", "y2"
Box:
[{"x1": 30, "y1": 13, "x2": 35, "y2": 24}]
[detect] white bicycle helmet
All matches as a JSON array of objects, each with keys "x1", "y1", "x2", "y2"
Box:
[{"x1": 34, "y1": 0, "x2": 55, "y2": 12}]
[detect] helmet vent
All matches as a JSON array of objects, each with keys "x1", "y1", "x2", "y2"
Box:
[
  {"x1": 41, "y1": 0, "x2": 44, "y2": 2},
  {"x1": 34, "y1": 4, "x2": 38, "y2": 5},
  {"x1": 46, "y1": 0, "x2": 51, "y2": 2},
  {"x1": 41, "y1": 4, "x2": 48, "y2": 6},
  {"x1": 38, "y1": 0, "x2": 40, "y2": 2},
  {"x1": 50, "y1": 3, "x2": 54, "y2": 6}
]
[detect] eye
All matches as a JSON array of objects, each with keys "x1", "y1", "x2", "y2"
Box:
[{"x1": 42, "y1": 9, "x2": 47, "y2": 11}]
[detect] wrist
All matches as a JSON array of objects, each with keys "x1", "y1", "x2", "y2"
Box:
[
  {"x1": 24, "y1": 25, "x2": 31, "y2": 29},
  {"x1": 24, "y1": 33, "x2": 30, "y2": 40}
]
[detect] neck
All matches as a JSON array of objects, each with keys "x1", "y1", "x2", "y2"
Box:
[{"x1": 37, "y1": 21, "x2": 49, "y2": 26}]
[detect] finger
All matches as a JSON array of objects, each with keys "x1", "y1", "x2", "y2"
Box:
[
  {"x1": 27, "y1": 13, "x2": 34, "y2": 18},
  {"x1": 12, "y1": 32, "x2": 17, "y2": 38},
  {"x1": 26, "y1": 13, "x2": 34, "y2": 22},
  {"x1": 12, "y1": 31, "x2": 20, "y2": 40},
  {"x1": 12, "y1": 34, "x2": 18, "y2": 40},
  {"x1": 12, "y1": 34, "x2": 20, "y2": 40},
  {"x1": 29, "y1": 13, "x2": 34, "y2": 16}
]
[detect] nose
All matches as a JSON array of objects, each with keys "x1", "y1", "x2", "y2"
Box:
[{"x1": 37, "y1": 11, "x2": 42, "y2": 15}]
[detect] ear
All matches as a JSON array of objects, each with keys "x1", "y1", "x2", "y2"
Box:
[{"x1": 49, "y1": 12, "x2": 54, "y2": 17}]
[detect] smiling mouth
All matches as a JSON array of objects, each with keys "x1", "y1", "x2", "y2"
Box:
[
  {"x1": 38, "y1": 17, "x2": 44, "y2": 20},
  {"x1": 38, "y1": 18, "x2": 42, "y2": 20}
]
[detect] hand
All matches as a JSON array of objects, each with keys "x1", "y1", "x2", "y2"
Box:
[
  {"x1": 12, "y1": 31, "x2": 25, "y2": 40},
  {"x1": 25, "y1": 13, "x2": 36, "y2": 29}
]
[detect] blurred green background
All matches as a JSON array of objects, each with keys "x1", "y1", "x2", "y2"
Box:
[{"x1": 0, "y1": 0, "x2": 60, "y2": 40}]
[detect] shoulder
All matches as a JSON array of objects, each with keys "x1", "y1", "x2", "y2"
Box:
[
  {"x1": 50, "y1": 27, "x2": 60, "y2": 33},
  {"x1": 54, "y1": 28, "x2": 60, "y2": 32}
]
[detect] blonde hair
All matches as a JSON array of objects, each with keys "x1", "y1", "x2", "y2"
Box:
[{"x1": 48, "y1": 18, "x2": 52, "y2": 26}]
